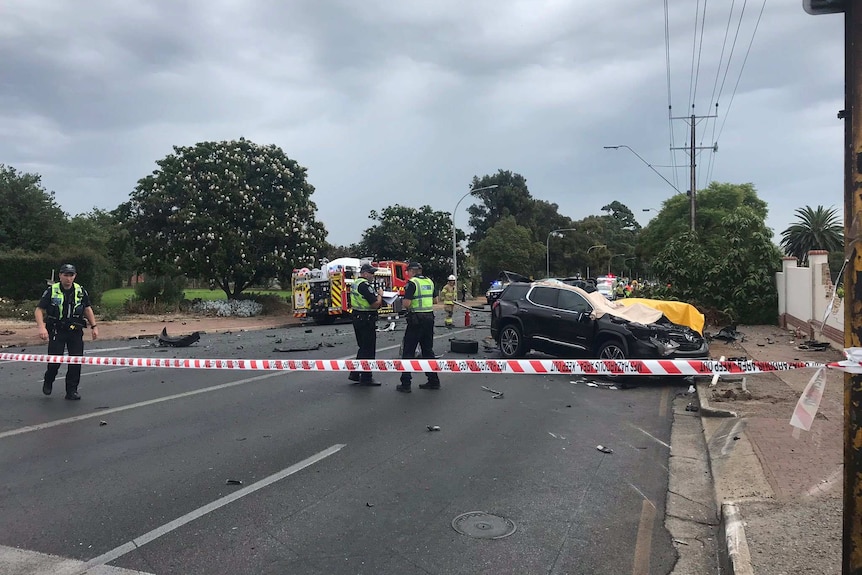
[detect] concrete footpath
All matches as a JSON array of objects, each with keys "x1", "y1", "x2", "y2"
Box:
[{"x1": 698, "y1": 325, "x2": 843, "y2": 575}]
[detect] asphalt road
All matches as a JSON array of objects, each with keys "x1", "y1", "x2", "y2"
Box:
[{"x1": 0, "y1": 316, "x2": 686, "y2": 575}]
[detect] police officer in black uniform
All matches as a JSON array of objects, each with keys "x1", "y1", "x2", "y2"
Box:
[
  {"x1": 35, "y1": 264, "x2": 99, "y2": 400},
  {"x1": 395, "y1": 261, "x2": 441, "y2": 393},
  {"x1": 348, "y1": 263, "x2": 384, "y2": 386}
]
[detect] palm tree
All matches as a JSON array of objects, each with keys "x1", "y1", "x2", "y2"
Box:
[{"x1": 779, "y1": 205, "x2": 843, "y2": 263}]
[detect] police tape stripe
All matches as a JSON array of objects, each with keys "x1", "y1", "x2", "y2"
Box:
[{"x1": 0, "y1": 352, "x2": 830, "y2": 375}]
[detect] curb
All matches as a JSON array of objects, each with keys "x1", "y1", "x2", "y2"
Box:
[
  {"x1": 696, "y1": 380, "x2": 755, "y2": 575},
  {"x1": 696, "y1": 381, "x2": 738, "y2": 418},
  {"x1": 718, "y1": 502, "x2": 755, "y2": 575}
]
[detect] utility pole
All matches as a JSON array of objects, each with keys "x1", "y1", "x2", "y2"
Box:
[
  {"x1": 843, "y1": 2, "x2": 862, "y2": 572},
  {"x1": 671, "y1": 110, "x2": 717, "y2": 232},
  {"x1": 806, "y1": 1, "x2": 862, "y2": 570}
]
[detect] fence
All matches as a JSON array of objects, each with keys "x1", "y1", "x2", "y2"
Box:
[{"x1": 776, "y1": 250, "x2": 843, "y2": 347}]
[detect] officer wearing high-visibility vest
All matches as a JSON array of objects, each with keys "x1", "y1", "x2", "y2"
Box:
[
  {"x1": 396, "y1": 261, "x2": 441, "y2": 393},
  {"x1": 440, "y1": 275, "x2": 457, "y2": 327},
  {"x1": 348, "y1": 263, "x2": 384, "y2": 386},
  {"x1": 34, "y1": 263, "x2": 99, "y2": 400}
]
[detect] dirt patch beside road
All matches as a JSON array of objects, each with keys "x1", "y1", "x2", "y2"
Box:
[{"x1": 0, "y1": 313, "x2": 302, "y2": 349}]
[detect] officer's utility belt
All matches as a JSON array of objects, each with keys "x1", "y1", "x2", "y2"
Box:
[
  {"x1": 48, "y1": 319, "x2": 85, "y2": 332},
  {"x1": 353, "y1": 311, "x2": 377, "y2": 318}
]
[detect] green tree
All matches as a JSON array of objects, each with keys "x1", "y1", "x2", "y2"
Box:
[
  {"x1": 649, "y1": 204, "x2": 781, "y2": 324},
  {"x1": 779, "y1": 205, "x2": 843, "y2": 263},
  {"x1": 473, "y1": 216, "x2": 543, "y2": 279},
  {"x1": 359, "y1": 205, "x2": 454, "y2": 284},
  {"x1": 124, "y1": 138, "x2": 325, "y2": 298},
  {"x1": 466, "y1": 170, "x2": 570, "y2": 248},
  {"x1": 0, "y1": 164, "x2": 68, "y2": 252},
  {"x1": 637, "y1": 182, "x2": 768, "y2": 261}
]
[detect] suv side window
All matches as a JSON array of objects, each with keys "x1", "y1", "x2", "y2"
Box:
[
  {"x1": 500, "y1": 283, "x2": 529, "y2": 301},
  {"x1": 557, "y1": 289, "x2": 591, "y2": 314},
  {"x1": 528, "y1": 286, "x2": 559, "y2": 308}
]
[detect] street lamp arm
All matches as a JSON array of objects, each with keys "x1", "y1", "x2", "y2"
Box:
[
  {"x1": 545, "y1": 227, "x2": 578, "y2": 277},
  {"x1": 603, "y1": 145, "x2": 681, "y2": 194},
  {"x1": 452, "y1": 184, "x2": 500, "y2": 278}
]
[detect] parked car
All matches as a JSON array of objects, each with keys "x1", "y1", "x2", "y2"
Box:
[
  {"x1": 485, "y1": 270, "x2": 532, "y2": 305},
  {"x1": 490, "y1": 280, "x2": 709, "y2": 362}
]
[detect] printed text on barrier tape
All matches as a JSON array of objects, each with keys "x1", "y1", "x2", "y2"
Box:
[{"x1": 0, "y1": 353, "x2": 828, "y2": 376}]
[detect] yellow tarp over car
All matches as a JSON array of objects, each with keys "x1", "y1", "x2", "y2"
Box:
[{"x1": 619, "y1": 298, "x2": 705, "y2": 334}]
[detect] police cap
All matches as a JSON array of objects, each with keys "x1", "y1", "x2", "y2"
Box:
[
  {"x1": 59, "y1": 264, "x2": 76, "y2": 274},
  {"x1": 406, "y1": 261, "x2": 422, "y2": 271}
]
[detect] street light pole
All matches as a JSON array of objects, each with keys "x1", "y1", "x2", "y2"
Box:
[
  {"x1": 452, "y1": 184, "x2": 499, "y2": 279},
  {"x1": 585, "y1": 244, "x2": 606, "y2": 279},
  {"x1": 546, "y1": 228, "x2": 578, "y2": 278}
]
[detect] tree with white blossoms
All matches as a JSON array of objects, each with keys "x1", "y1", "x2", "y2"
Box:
[{"x1": 123, "y1": 138, "x2": 325, "y2": 298}]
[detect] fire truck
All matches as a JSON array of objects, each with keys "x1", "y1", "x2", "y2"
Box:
[{"x1": 291, "y1": 258, "x2": 409, "y2": 324}]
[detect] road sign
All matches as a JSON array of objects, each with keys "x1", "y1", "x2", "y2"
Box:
[{"x1": 803, "y1": 0, "x2": 844, "y2": 14}]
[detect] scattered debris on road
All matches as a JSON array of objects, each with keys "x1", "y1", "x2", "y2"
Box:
[
  {"x1": 157, "y1": 327, "x2": 201, "y2": 347},
  {"x1": 596, "y1": 445, "x2": 613, "y2": 454}
]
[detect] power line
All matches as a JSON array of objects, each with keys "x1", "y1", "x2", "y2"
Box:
[
  {"x1": 664, "y1": 0, "x2": 681, "y2": 191},
  {"x1": 708, "y1": 0, "x2": 768, "y2": 184}
]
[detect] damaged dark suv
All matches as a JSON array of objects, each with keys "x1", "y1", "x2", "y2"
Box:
[{"x1": 490, "y1": 280, "x2": 709, "y2": 361}]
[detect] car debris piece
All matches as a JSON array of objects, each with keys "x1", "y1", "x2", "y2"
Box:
[
  {"x1": 99, "y1": 421, "x2": 107, "y2": 426},
  {"x1": 596, "y1": 445, "x2": 613, "y2": 454},
  {"x1": 157, "y1": 327, "x2": 201, "y2": 347},
  {"x1": 685, "y1": 403, "x2": 699, "y2": 412},
  {"x1": 226, "y1": 479, "x2": 243, "y2": 485},
  {"x1": 711, "y1": 325, "x2": 742, "y2": 342},
  {"x1": 427, "y1": 425, "x2": 441, "y2": 432},
  {"x1": 274, "y1": 343, "x2": 323, "y2": 353},
  {"x1": 481, "y1": 385, "x2": 504, "y2": 398},
  {"x1": 377, "y1": 322, "x2": 396, "y2": 332}
]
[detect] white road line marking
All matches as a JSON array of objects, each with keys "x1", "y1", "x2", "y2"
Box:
[
  {"x1": 0, "y1": 544, "x2": 153, "y2": 575},
  {"x1": 76, "y1": 444, "x2": 346, "y2": 574},
  {"x1": 0, "y1": 372, "x2": 285, "y2": 440},
  {"x1": 633, "y1": 426, "x2": 670, "y2": 449}
]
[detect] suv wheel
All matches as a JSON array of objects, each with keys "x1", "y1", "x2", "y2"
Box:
[
  {"x1": 499, "y1": 324, "x2": 526, "y2": 358},
  {"x1": 597, "y1": 340, "x2": 627, "y2": 360}
]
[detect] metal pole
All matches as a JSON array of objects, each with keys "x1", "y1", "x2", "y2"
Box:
[{"x1": 844, "y1": 2, "x2": 862, "y2": 571}]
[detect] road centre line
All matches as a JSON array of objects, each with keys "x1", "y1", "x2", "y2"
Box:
[
  {"x1": 75, "y1": 444, "x2": 346, "y2": 575},
  {"x1": 0, "y1": 328, "x2": 477, "y2": 440}
]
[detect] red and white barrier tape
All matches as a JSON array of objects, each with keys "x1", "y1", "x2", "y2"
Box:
[{"x1": 0, "y1": 352, "x2": 830, "y2": 376}]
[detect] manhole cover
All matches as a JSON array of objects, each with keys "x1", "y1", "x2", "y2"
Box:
[{"x1": 451, "y1": 511, "x2": 516, "y2": 539}]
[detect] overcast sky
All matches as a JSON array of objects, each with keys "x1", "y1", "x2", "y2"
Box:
[{"x1": 1, "y1": 1, "x2": 845, "y2": 247}]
